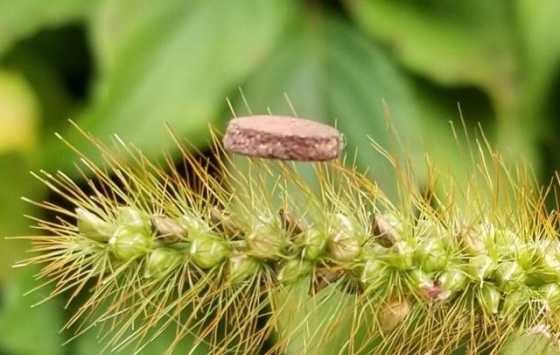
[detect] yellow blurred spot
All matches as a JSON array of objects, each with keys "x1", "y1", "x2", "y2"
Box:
[{"x1": 0, "y1": 70, "x2": 39, "y2": 153}]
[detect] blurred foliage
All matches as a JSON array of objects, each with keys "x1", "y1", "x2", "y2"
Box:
[{"x1": 0, "y1": 0, "x2": 559, "y2": 354}]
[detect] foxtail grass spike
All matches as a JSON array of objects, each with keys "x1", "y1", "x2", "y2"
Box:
[{"x1": 11, "y1": 121, "x2": 560, "y2": 354}]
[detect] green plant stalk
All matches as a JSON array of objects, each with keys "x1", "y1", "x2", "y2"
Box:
[{"x1": 11, "y1": 125, "x2": 560, "y2": 354}]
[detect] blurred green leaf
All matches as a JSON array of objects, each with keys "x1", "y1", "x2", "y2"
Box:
[
  {"x1": 0, "y1": 69, "x2": 61, "y2": 355},
  {"x1": 517, "y1": 0, "x2": 560, "y2": 95},
  {"x1": 500, "y1": 332, "x2": 558, "y2": 355},
  {"x1": 346, "y1": 0, "x2": 546, "y2": 171},
  {"x1": 75, "y1": 324, "x2": 210, "y2": 355},
  {"x1": 346, "y1": 1, "x2": 517, "y2": 92},
  {"x1": 0, "y1": 0, "x2": 96, "y2": 56},
  {"x1": 46, "y1": 0, "x2": 298, "y2": 171},
  {"x1": 0, "y1": 70, "x2": 41, "y2": 279},
  {"x1": 0, "y1": 153, "x2": 40, "y2": 281},
  {"x1": 0, "y1": 268, "x2": 64, "y2": 355}
]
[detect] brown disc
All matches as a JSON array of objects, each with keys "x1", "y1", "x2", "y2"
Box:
[{"x1": 223, "y1": 115, "x2": 342, "y2": 161}]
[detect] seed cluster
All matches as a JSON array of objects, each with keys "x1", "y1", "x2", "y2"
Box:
[{"x1": 77, "y1": 202, "x2": 560, "y2": 333}]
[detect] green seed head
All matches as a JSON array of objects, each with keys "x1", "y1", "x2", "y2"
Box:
[
  {"x1": 145, "y1": 247, "x2": 184, "y2": 278},
  {"x1": 493, "y1": 229, "x2": 522, "y2": 258},
  {"x1": 179, "y1": 213, "x2": 210, "y2": 233},
  {"x1": 410, "y1": 269, "x2": 433, "y2": 289},
  {"x1": 109, "y1": 226, "x2": 154, "y2": 261},
  {"x1": 189, "y1": 232, "x2": 230, "y2": 269},
  {"x1": 328, "y1": 214, "x2": 363, "y2": 263},
  {"x1": 246, "y1": 222, "x2": 286, "y2": 260},
  {"x1": 372, "y1": 213, "x2": 401, "y2": 247},
  {"x1": 360, "y1": 256, "x2": 385, "y2": 284},
  {"x1": 410, "y1": 269, "x2": 446, "y2": 300},
  {"x1": 301, "y1": 228, "x2": 328, "y2": 260},
  {"x1": 525, "y1": 243, "x2": 560, "y2": 285},
  {"x1": 151, "y1": 215, "x2": 187, "y2": 243},
  {"x1": 116, "y1": 207, "x2": 151, "y2": 233},
  {"x1": 495, "y1": 261, "x2": 526, "y2": 290},
  {"x1": 458, "y1": 224, "x2": 488, "y2": 255},
  {"x1": 277, "y1": 259, "x2": 313, "y2": 284},
  {"x1": 501, "y1": 287, "x2": 531, "y2": 316},
  {"x1": 541, "y1": 284, "x2": 560, "y2": 309},
  {"x1": 384, "y1": 241, "x2": 414, "y2": 271},
  {"x1": 468, "y1": 254, "x2": 497, "y2": 282},
  {"x1": 479, "y1": 284, "x2": 501, "y2": 315},
  {"x1": 76, "y1": 208, "x2": 114, "y2": 242},
  {"x1": 415, "y1": 238, "x2": 449, "y2": 272},
  {"x1": 228, "y1": 253, "x2": 261, "y2": 284},
  {"x1": 438, "y1": 267, "x2": 468, "y2": 293}
]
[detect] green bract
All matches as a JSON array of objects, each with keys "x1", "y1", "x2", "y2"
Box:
[
  {"x1": 277, "y1": 259, "x2": 313, "y2": 284},
  {"x1": 145, "y1": 247, "x2": 184, "y2": 278},
  {"x1": 116, "y1": 207, "x2": 151, "y2": 233},
  {"x1": 228, "y1": 253, "x2": 261, "y2": 284},
  {"x1": 301, "y1": 228, "x2": 328, "y2": 260},
  {"x1": 76, "y1": 208, "x2": 114, "y2": 242},
  {"x1": 327, "y1": 214, "x2": 363, "y2": 263},
  {"x1": 479, "y1": 284, "x2": 502, "y2": 315},
  {"x1": 189, "y1": 232, "x2": 230, "y2": 269},
  {"x1": 246, "y1": 222, "x2": 287, "y2": 260},
  {"x1": 109, "y1": 226, "x2": 154, "y2": 261}
]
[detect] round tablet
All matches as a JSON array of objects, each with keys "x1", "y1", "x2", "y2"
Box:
[{"x1": 223, "y1": 115, "x2": 342, "y2": 161}]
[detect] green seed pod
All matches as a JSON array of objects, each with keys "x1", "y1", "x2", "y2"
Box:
[
  {"x1": 151, "y1": 215, "x2": 186, "y2": 243},
  {"x1": 495, "y1": 261, "x2": 526, "y2": 291},
  {"x1": 109, "y1": 226, "x2": 154, "y2": 261},
  {"x1": 328, "y1": 214, "x2": 363, "y2": 263},
  {"x1": 189, "y1": 232, "x2": 230, "y2": 269},
  {"x1": 410, "y1": 269, "x2": 433, "y2": 289},
  {"x1": 410, "y1": 269, "x2": 445, "y2": 300},
  {"x1": 179, "y1": 213, "x2": 210, "y2": 232},
  {"x1": 479, "y1": 284, "x2": 501, "y2": 315},
  {"x1": 468, "y1": 254, "x2": 496, "y2": 282},
  {"x1": 277, "y1": 259, "x2": 313, "y2": 284},
  {"x1": 501, "y1": 287, "x2": 531, "y2": 316},
  {"x1": 302, "y1": 228, "x2": 328, "y2": 260},
  {"x1": 116, "y1": 207, "x2": 151, "y2": 233},
  {"x1": 493, "y1": 229, "x2": 522, "y2": 259},
  {"x1": 540, "y1": 253, "x2": 560, "y2": 282},
  {"x1": 371, "y1": 213, "x2": 401, "y2": 247},
  {"x1": 246, "y1": 222, "x2": 286, "y2": 260},
  {"x1": 525, "y1": 244, "x2": 560, "y2": 285},
  {"x1": 438, "y1": 267, "x2": 469, "y2": 293},
  {"x1": 458, "y1": 224, "x2": 488, "y2": 255},
  {"x1": 360, "y1": 257, "x2": 385, "y2": 284},
  {"x1": 145, "y1": 247, "x2": 184, "y2": 278},
  {"x1": 228, "y1": 253, "x2": 261, "y2": 284},
  {"x1": 378, "y1": 298, "x2": 410, "y2": 332},
  {"x1": 384, "y1": 241, "x2": 414, "y2": 271},
  {"x1": 516, "y1": 243, "x2": 536, "y2": 270},
  {"x1": 415, "y1": 239, "x2": 449, "y2": 272},
  {"x1": 541, "y1": 283, "x2": 560, "y2": 308},
  {"x1": 76, "y1": 208, "x2": 114, "y2": 242}
]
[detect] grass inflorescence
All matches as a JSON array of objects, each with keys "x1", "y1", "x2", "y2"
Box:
[{"x1": 11, "y1": 122, "x2": 560, "y2": 354}]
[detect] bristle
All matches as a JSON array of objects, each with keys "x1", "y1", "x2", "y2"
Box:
[{"x1": 12, "y1": 123, "x2": 560, "y2": 354}]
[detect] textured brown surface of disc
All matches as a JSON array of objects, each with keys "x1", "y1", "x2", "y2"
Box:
[{"x1": 223, "y1": 115, "x2": 342, "y2": 161}]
